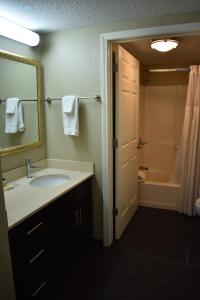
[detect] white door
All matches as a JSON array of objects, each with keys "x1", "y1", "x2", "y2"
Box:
[
  {"x1": 0, "y1": 160, "x2": 16, "y2": 300},
  {"x1": 114, "y1": 45, "x2": 139, "y2": 239}
]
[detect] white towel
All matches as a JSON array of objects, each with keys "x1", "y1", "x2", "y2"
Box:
[
  {"x1": 62, "y1": 95, "x2": 76, "y2": 113},
  {"x1": 62, "y1": 95, "x2": 79, "y2": 136},
  {"x1": 6, "y1": 97, "x2": 18, "y2": 114},
  {"x1": 5, "y1": 98, "x2": 25, "y2": 134}
]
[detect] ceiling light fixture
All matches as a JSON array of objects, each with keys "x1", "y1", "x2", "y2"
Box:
[
  {"x1": 0, "y1": 16, "x2": 40, "y2": 47},
  {"x1": 151, "y1": 38, "x2": 179, "y2": 52}
]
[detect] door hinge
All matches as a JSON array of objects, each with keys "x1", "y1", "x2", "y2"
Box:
[
  {"x1": 112, "y1": 138, "x2": 118, "y2": 149},
  {"x1": 112, "y1": 63, "x2": 118, "y2": 73},
  {"x1": 112, "y1": 208, "x2": 118, "y2": 217}
]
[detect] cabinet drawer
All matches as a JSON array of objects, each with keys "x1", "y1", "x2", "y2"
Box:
[
  {"x1": 9, "y1": 206, "x2": 52, "y2": 300},
  {"x1": 30, "y1": 280, "x2": 50, "y2": 300},
  {"x1": 26, "y1": 260, "x2": 50, "y2": 298},
  {"x1": 9, "y1": 207, "x2": 51, "y2": 258},
  {"x1": 27, "y1": 246, "x2": 50, "y2": 275},
  {"x1": 16, "y1": 278, "x2": 50, "y2": 300},
  {"x1": 13, "y1": 248, "x2": 51, "y2": 300}
]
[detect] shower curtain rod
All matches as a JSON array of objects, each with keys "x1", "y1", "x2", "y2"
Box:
[{"x1": 148, "y1": 67, "x2": 190, "y2": 73}]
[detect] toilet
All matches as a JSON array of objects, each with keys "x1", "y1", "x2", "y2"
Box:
[{"x1": 195, "y1": 198, "x2": 200, "y2": 216}]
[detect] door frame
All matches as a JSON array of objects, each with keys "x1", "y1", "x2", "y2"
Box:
[{"x1": 101, "y1": 22, "x2": 200, "y2": 247}]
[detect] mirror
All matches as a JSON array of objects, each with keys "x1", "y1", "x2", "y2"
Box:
[{"x1": 0, "y1": 50, "x2": 44, "y2": 156}]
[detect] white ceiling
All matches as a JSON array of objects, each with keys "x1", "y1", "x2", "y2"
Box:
[{"x1": 0, "y1": 0, "x2": 200, "y2": 33}]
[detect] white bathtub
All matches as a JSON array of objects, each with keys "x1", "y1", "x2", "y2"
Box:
[{"x1": 138, "y1": 171, "x2": 180, "y2": 211}]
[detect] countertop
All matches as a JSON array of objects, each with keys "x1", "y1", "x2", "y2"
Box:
[{"x1": 4, "y1": 160, "x2": 94, "y2": 229}]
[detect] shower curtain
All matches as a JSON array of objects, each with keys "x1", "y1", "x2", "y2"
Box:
[{"x1": 176, "y1": 65, "x2": 200, "y2": 215}]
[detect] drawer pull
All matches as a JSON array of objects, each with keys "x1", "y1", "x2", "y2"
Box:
[
  {"x1": 73, "y1": 210, "x2": 79, "y2": 228},
  {"x1": 26, "y1": 222, "x2": 43, "y2": 236},
  {"x1": 29, "y1": 249, "x2": 44, "y2": 264},
  {"x1": 32, "y1": 281, "x2": 47, "y2": 297},
  {"x1": 78, "y1": 208, "x2": 82, "y2": 225}
]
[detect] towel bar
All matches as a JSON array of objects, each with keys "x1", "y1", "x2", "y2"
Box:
[
  {"x1": 0, "y1": 95, "x2": 101, "y2": 104},
  {"x1": 45, "y1": 95, "x2": 101, "y2": 103}
]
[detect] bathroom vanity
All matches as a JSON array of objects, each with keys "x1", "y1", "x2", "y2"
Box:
[{"x1": 4, "y1": 159, "x2": 93, "y2": 300}]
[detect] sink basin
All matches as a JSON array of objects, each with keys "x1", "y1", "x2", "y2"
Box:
[{"x1": 30, "y1": 174, "x2": 70, "y2": 188}]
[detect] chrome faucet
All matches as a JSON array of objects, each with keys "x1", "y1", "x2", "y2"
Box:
[{"x1": 26, "y1": 159, "x2": 40, "y2": 178}]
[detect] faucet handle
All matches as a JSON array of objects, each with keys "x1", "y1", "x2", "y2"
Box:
[
  {"x1": 26, "y1": 159, "x2": 33, "y2": 167},
  {"x1": 26, "y1": 159, "x2": 37, "y2": 164},
  {"x1": 26, "y1": 158, "x2": 32, "y2": 162},
  {"x1": 26, "y1": 159, "x2": 40, "y2": 169}
]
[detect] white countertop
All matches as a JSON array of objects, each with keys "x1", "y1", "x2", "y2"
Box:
[{"x1": 4, "y1": 160, "x2": 94, "y2": 230}]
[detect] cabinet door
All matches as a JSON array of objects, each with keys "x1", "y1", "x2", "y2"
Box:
[
  {"x1": 78, "y1": 193, "x2": 92, "y2": 243},
  {"x1": 52, "y1": 179, "x2": 92, "y2": 262},
  {"x1": 67, "y1": 179, "x2": 92, "y2": 247}
]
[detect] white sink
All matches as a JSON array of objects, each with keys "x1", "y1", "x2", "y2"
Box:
[{"x1": 30, "y1": 174, "x2": 70, "y2": 188}]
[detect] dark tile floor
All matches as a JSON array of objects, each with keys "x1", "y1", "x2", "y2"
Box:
[{"x1": 58, "y1": 206, "x2": 200, "y2": 300}]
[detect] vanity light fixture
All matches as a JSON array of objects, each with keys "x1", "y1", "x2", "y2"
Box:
[
  {"x1": 151, "y1": 38, "x2": 179, "y2": 52},
  {"x1": 0, "y1": 16, "x2": 40, "y2": 46}
]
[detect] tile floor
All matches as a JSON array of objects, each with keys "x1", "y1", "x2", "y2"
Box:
[{"x1": 58, "y1": 206, "x2": 200, "y2": 300}]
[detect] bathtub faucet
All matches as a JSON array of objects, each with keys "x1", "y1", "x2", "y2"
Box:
[{"x1": 139, "y1": 166, "x2": 149, "y2": 171}]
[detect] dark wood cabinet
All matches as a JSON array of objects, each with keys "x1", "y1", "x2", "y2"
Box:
[
  {"x1": 9, "y1": 178, "x2": 92, "y2": 300},
  {"x1": 9, "y1": 206, "x2": 52, "y2": 300},
  {"x1": 53, "y1": 179, "x2": 92, "y2": 249}
]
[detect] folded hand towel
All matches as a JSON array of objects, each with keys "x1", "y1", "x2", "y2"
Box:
[
  {"x1": 62, "y1": 95, "x2": 76, "y2": 113},
  {"x1": 62, "y1": 95, "x2": 79, "y2": 136},
  {"x1": 5, "y1": 98, "x2": 24, "y2": 134},
  {"x1": 6, "y1": 97, "x2": 19, "y2": 114}
]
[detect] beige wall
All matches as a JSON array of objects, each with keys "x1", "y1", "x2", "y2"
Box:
[
  {"x1": 0, "y1": 36, "x2": 46, "y2": 172},
  {"x1": 41, "y1": 12, "x2": 200, "y2": 239},
  {"x1": 42, "y1": 27, "x2": 103, "y2": 238}
]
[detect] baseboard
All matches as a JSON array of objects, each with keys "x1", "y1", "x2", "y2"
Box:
[{"x1": 139, "y1": 200, "x2": 178, "y2": 211}]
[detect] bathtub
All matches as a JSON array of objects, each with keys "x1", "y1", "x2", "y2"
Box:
[{"x1": 138, "y1": 170, "x2": 180, "y2": 211}]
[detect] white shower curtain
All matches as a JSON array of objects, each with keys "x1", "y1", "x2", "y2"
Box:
[{"x1": 177, "y1": 65, "x2": 200, "y2": 215}]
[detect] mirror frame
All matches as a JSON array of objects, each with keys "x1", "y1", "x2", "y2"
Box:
[{"x1": 0, "y1": 50, "x2": 44, "y2": 156}]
